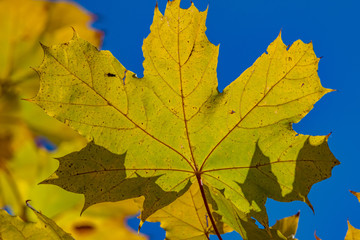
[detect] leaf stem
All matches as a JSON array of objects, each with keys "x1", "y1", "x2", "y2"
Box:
[
  {"x1": 205, "y1": 233, "x2": 210, "y2": 240},
  {"x1": 196, "y1": 173, "x2": 223, "y2": 240}
]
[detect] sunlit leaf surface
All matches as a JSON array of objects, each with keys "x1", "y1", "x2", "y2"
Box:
[{"x1": 32, "y1": 0, "x2": 338, "y2": 238}]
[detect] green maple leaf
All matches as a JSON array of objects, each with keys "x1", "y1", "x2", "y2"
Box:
[{"x1": 30, "y1": 0, "x2": 339, "y2": 238}]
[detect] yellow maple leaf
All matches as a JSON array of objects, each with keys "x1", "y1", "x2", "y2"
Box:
[{"x1": 31, "y1": 0, "x2": 338, "y2": 239}]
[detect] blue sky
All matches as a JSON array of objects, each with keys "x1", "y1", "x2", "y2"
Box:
[{"x1": 71, "y1": 0, "x2": 360, "y2": 239}]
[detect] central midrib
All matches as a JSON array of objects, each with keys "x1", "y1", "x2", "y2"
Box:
[{"x1": 176, "y1": 7, "x2": 197, "y2": 172}]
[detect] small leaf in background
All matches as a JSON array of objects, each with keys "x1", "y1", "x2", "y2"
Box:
[
  {"x1": 54, "y1": 200, "x2": 146, "y2": 240},
  {"x1": 0, "y1": 0, "x2": 101, "y2": 214},
  {"x1": 270, "y1": 211, "x2": 300, "y2": 240},
  {"x1": 0, "y1": 203, "x2": 73, "y2": 240},
  {"x1": 0, "y1": 0, "x2": 103, "y2": 167},
  {"x1": 0, "y1": 0, "x2": 102, "y2": 98}
]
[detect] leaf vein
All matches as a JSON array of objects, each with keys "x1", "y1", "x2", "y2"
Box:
[
  {"x1": 44, "y1": 49, "x2": 193, "y2": 170},
  {"x1": 200, "y1": 43, "x2": 312, "y2": 171}
]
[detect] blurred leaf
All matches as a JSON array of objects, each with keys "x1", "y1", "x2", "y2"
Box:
[
  {"x1": 0, "y1": 0, "x2": 102, "y2": 98},
  {"x1": 0, "y1": 0, "x2": 101, "y2": 217},
  {"x1": 0, "y1": 137, "x2": 86, "y2": 220},
  {"x1": 0, "y1": 0, "x2": 102, "y2": 166},
  {"x1": 55, "y1": 201, "x2": 146, "y2": 240},
  {"x1": 0, "y1": 206, "x2": 73, "y2": 240}
]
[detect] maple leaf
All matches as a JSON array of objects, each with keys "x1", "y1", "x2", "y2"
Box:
[
  {"x1": 31, "y1": 0, "x2": 339, "y2": 238},
  {"x1": 270, "y1": 211, "x2": 300, "y2": 239},
  {"x1": 0, "y1": 203, "x2": 73, "y2": 240}
]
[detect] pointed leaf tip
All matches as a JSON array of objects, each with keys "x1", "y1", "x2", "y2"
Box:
[
  {"x1": 325, "y1": 132, "x2": 332, "y2": 139},
  {"x1": 80, "y1": 202, "x2": 91, "y2": 216},
  {"x1": 39, "y1": 42, "x2": 49, "y2": 51},
  {"x1": 71, "y1": 28, "x2": 79, "y2": 40},
  {"x1": 170, "y1": 0, "x2": 180, "y2": 7},
  {"x1": 138, "y1": 220, "x2": 144, "y2": 232},
  {"x1": 26, "y1": 200, "x2": 40, "y2": 213},
  {"x1": 305, "y1": 197, "x2": 315, "y2": 214},
  {"x1": 350, "y1": 190, "x2": 360, "y2": 203}
]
